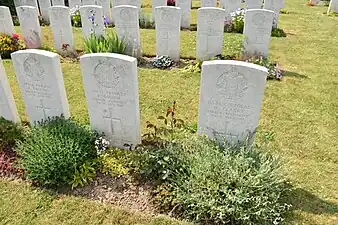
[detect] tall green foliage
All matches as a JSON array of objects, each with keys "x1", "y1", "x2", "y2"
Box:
[
  {"x1": 16, "y1": 116, "x2": 98, "y2": 186},
  {"x1": 84, "y1": 30, "x2": 126, "y2": 54}
]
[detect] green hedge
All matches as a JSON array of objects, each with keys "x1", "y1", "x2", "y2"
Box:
[{"x1": 0, "y1": 0, "x2": 16, "y2": 16}]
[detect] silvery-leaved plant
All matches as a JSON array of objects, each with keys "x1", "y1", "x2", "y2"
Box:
[
  {"x1": 153, "y1": 55, "x2": 173, "y2": 69},
  {"x1": 95, "y1": 137, "x2": 110, "y2": 155}
]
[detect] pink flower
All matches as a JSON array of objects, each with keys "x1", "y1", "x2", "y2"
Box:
[{"x1": 12, "y1": 33, "x2": 19, "y2": 39}]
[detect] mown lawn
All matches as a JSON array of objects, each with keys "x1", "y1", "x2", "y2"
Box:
[{"x1": 1, "y1": 0, "x2": 338, "y2": 224}]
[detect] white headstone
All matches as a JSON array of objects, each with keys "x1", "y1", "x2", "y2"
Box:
[
  {"x1": 243, "y1": 9, "x2": 274, "y2": 57},
  {"x1": 201, "y1": 0, "x2": 217, "y2": 7},
  {"x1": 69, "y1": 0, "x2": 82, "y2": 9},
  {"x1": 328, "y1": 0, "x2": 338, "y2": 13},
  {"x1": 52, "y1": 0, "x2": 65, "y2": 6},
  {"x1": 0, "y1": 7, "x2": 15, "y2": 35},
  {"x1": 11, "y1": 49, "x2": 70, "y2": 124},
  {"x1": 263, "y1": 0, "x2": 282, "y2": 27},
  {"x1": 112, "y1": 0, "x2": 141, "y2": 9},
  {"x1": 176, "y1": 0, "x2": 191, "y2": 29},
  {"x1": 80, "y1": 5, "x2": 105, "y2": 39},
  {"x1": 82, "y1": 0, "x2": 96, "y2": 5},
  {"x1": 155, "y1": 6, "x2": 181, "y2": 61},
  {"x1": 196, "y1": 7, "x2": 225, "y2": 61},
  {"x1": 49, "y1": 6, "x2": 75, "y2": 54},
  {"x1": 221, "y1": 0, "x2": 241, "y2": 21},
  {"x1": 38, "y1": 0, "x2": 52, "y2": 22},
  {"x1": 0, "y1": 56, "x2": 20, "y2": 123},
  {"x1": 113, "y1": 5, "x2": 141, "y2": 57},
  {"x1": 152, "y1": 0, "x2": 167, "y2": 22},
  {"x1": 16, "y1": 6, "x2": 42, "y2": 49},
  {"x1": 198, "y1": 60, "x2": 268, "y2": 144},
  {"x1": 96, "y1": 0, "x2": 111, "y2": 21},
  {"x1": 245, "y1": 0, "x2": 262, "y2": 9},
  {"x1": 14, "y1": 0, "x2": 40, "y2": 15},
  {"x1": 80, "y1": 53, "x2": 141, "y2": 149}
]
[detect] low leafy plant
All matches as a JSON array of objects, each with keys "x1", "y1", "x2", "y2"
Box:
[
  {"x1": 244, "y1": 56, "x2": 284, "y2": 80},
  {"x1": 0, "y1": 33, "x2": 25, "y2": 59},
  {"x1": 97, "y1": 148, "x2": 140, "y2": 176},
  {"x1": 70, "y1": 6, "x2": 82, "y2": 27},
  {"x1": 39, "y1": 16, "x2": 50, "y2": 26},
  {"x1": 152, "y1": 55, "x2": 174, "y2": 69},
  {"x1": 139, "y1": 13, "x2": 155, "y2": 29},
  {"x1": 0, "y1": 117, "x2": 24, "y2": 149},
  {"x1": 12, "y1": 16, "x2": 20, "y2": 26},
  {"x1": 143, "y1": 101, "x2": 185, "y2": 144},
  {"x1": 84, "y1": 30, "x2": 126, "y2": 54},
  {"x1": 271, "y1": 27, "x2": 287, "y2": 37},
  {"x1": 70, "y1": 160, "x2": 96, "y2": 188},
  {"x1": 182, "y1": 61, "x2": 202, "y2": 73},
  {"x1": 280, "y1": 9, "x2": 289, "y2": 14},
  {"x1": 170, "y1": 136, "x2": 292, "y2": 225},
  {"x1": 16, "y1": 116, "x2": 99, "y2": 186}
]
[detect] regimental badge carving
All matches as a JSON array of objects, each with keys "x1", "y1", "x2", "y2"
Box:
[
  {"x1": 216, "y1": 67, "x2": 249, "y2": 99},
  {"x1": 161, "y1": 11, "x2": 172, "y2": 22},
  {"x1": 252, "y1": 13, "x2": 266, "y2": 27},
  {"x1": 23, "y1": 54, "x2": 45, "y2": 81},
  {"x1": 93, "y1": 59, "x2": 120, "y2": 88},
  {"x1": 120, "y1": 8, "x2": 132, "y2": 21}
]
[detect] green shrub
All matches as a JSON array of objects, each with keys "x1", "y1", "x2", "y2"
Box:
[
  {"x1": 0, "y1": 0, "x2": 16, "y2": 16},
  {"x1": 70, "y1": 6, "x2": 82, "y2": 27},
  {"x1": 16, "y1": 116, "x2": 99, "y2": 186},
  {"x1": 139, "y1": 13, "x2": 155, "y2": 29},
  {"x1": 84, "y1": 30, "x2": 126, "y2": 54},
  {"x1": 0, "y1": 117, "x2": 24, "y2": 149},
  {"x1": 70, "y1": 160, "x2": 96, "y2": 188},
  {"x1": 171, "y1": 136, "x2": 291, "y2": 225},
  {"x1": 271, "y1": 27, "x2": 287, "y2": 37}
]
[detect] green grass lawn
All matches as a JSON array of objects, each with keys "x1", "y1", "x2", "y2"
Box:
[{"x1": 1, "y1": 0, "x2": 338, "y2": 224}]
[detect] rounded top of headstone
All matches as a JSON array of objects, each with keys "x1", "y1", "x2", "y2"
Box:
[
  {"x1": 80, "y1": 5, "x2": 103, "y2": 9},
  {"x1": 49, "y1": 5, "x2": 69, "y2": 10},
  {"x1": 198, "y1": 7, "x2": 226, "y2": 12},
  {"x1": 0, "y1": 6, "x2": 10, "y2": 10},
  {"x1": 202, "y1": 60, "x2": 269, "y2": 75},
  {"x1": 16, "y1": 6, "x2": 36, "y2": 10},
  {"x1": 11, "y1": 49, "x2": 59, "y2": 59},
  {"x1": 155, "y1": 6, "x2": 181, "y2": 11},
  {"x1": 114, "y1": 5, "x2": 138, "y2": 9},
  {"x1": 246, "y1": 9, "x2": 274, "y2": 15},
  {"x1": 80, "y1": 53, "x2": 137, "y2": 63}
]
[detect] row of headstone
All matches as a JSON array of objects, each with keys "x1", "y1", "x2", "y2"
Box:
[
  {"x1": 0, "y1": 4, "x2": 274, "y2": 61},
  {"x1": 1, "y1": 50, "x2": 268, "y2": 147}
]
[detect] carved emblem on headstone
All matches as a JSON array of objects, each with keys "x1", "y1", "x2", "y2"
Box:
[
  {"x1": 23, "y1": 54, "x2": 46, "y2": 81},
  {"x1": 93, "y1": 60, "x2": 120, "y2": 88},
  {"x1": 216, "y1": 67, "x2": 249, "y2": 99}
]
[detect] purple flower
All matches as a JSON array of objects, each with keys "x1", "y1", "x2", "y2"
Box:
[
  {"x1": 103, "y1": 16, "x2": 110, "y2": 26},
  {"x1": 89, "y1": 15, "x2": 95, "y2": 24}
]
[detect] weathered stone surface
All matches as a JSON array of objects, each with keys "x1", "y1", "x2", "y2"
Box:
[
  {"x1": 152, "y1": 0, "x2": 166, "y2": 22},
  {"x1": 201, "y1": 0, "x2": 216, "y2": 7},
  {"x1": 176, "y1": 0, "x2": 191, "y2": 29},
  {"x1": 0, "y1": 56, "x2": 20, "y2": 122},
  {"x1": 198, "y1": 60, "x2": 268, "y2": 144},
  {"x1": 245, "y1": 0, "x2": 262, "y2": 9},
  {"x1": 80, "y1": 53, "x2": 141, "y2": 149},
  {"x1": 52, "y1": 0, "x2": 65, "y2": 6},
  {"x1": 196, "y1": 7, "x2": 225, "y2": 61},
  {"x1": 49, "y1": 6, "x2": 75, "y2": 54},
  {"x1": 221, "y1": 0, "x2": 241, "y2": 21},
  {"x1": 0, "y1": 6, "x2": 15, "y2": 35},
  {"x1": 113, "y1": 5, "x2": 141, "y2": 57},
  {"x1": 243, "y1": 9, "x2": 274, "y2": 57},
  {"x1": 263, "y1": 0, "x2": 282, "y2": 27},
  {"x1": 16, "y1": 6, "x2": 42, "y2": 49},
  {"x1": 38, "y1": 0, "x2": 52, "y2": 22},
  {"x1": 11, "y1": 49, "x2": 70, "y2": 124},
  {"x1": 155, "y1": 6, "x2": 181, "y2": 61},
  {"x1": 80, "y1": 5, "x2": 105, "y2": 38}
]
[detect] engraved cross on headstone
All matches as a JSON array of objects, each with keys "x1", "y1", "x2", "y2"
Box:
[
  {"x1": 36, "y1": 99, "x2": 50, "y2": 120},
  {"x1": 103, "y1": 108, "x2": 122, "y2": 137},
  {"x1": 160, "y1": 30, "x2": 170, "y2": 52}
]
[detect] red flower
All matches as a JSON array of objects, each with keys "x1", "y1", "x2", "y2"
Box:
[{"x1": 12, "y1": 33, "x2": 19, "y2": 39}]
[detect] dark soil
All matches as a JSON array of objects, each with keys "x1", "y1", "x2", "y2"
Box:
[{"x1": 0, "y1": 144, "x2": 24, "y2": 179}]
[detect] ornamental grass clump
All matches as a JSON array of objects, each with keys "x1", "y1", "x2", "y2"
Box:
[
  {"x1": 170, "y1": 136, "x2": 292, "y2": 225},
  {"x1": 16, "y1": 116, "x2": 99, "y2": 186}
]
